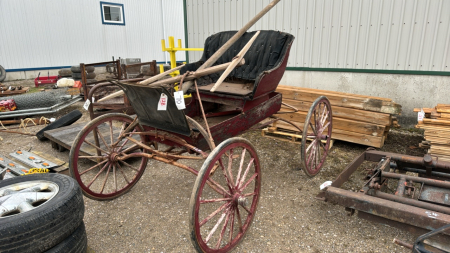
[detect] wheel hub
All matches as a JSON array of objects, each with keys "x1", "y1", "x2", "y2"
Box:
[{"x1": 233, "y1": 193, "x2": 247, "y2": 207}]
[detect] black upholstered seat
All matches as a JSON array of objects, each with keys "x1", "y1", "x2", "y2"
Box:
[{"x1": 181, "y1": 30, "x2": 294, "y2": 99}]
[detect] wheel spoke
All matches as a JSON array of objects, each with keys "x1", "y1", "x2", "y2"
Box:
[
  {"x1": 200, "y1": 202, "x2": 230, "y2": 227},
  {"x1": 235, "y1": 206, "x2": 243, "y2": 233},
  {"x1": 86, "y1": 161, "x2": 110, "y2": 188},
  {"x1": 238, "y1": 158, "x2": 254, "y2": 188},
  {"x1": 226, "y1": 150, "x2": 235, "y2": 188},
  {"x1": 229, "y1": 206, "x2": 235, "y2": 243},
  {"x1": 243, "y1": 191, "x2": 257, "y2": 197},
  {"x1": 109, "y1": 120, "x2": 114, "y2": 145},
  {"x1": 200, "y1": 197, "x2": 233, "y2": 204},
  {"x1": 113, "y1": 163, "x2": 117, "y2": 192},
  {"x1": 116, "y1": 162, "x2": 130, "y2": 184},
  {"x1": 83, "y1": 139, "x2": 109, "y2": 154},
  {"x1": 117, "y1": 130, "x2": 136, "y2": 152},
  {"x1": 205, "y1": 211, "x2": 227, "y2": 244},
  {"x1": 119, "y1": 160, "x2": 139, "y2": 172},
  {"x1": 241, "y1": 205, "x2": 252, "y2": 214},
  {"x1": 239, "y1": 173, "x2": 258, "y2": 192},
  {"x1": 99, "y1": 163, "x2": 112, "y2": 194},
  {"x1": 119, "y1": 144, "x2": 140, "y2": 155},
  {"x1": 235, "y1": 148, "x2": 247, "y2": 186},
  {"x1": 78, "y1": 156, "x2": 106, "y2": 159},
  {"x1": 306, "y1": 138, "x2": 317, "y2": 153},
  {"x1": 215, "y1": 208, "x2": 232, "y2": 249},
  {"x1": 79, "y1": 160, "x2": 108, "y2": 176},
  {"x1": 206, "y1": 178, "x2": 232, "y2": 197},
  {"x1": 219, "y1": 158, "x2": 234, "y2": 192},
  {"x1": 96, "y1": 127, "x2": 110, "y2": 151}
]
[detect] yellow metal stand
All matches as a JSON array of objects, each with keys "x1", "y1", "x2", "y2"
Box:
[{"x1": 161, "y1": 37, "x2": 203, "y2": 77}]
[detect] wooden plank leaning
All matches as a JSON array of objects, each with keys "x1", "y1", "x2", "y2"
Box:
[
  {"x1": 210, "y1": 31, "x2": 260, "y2": 92},
  {"x1": 181, "y1": 0, "x2": 281, "y2": 93},
  {"x1": 98, "y1": 64, "x2": 185, "y2": 102}
]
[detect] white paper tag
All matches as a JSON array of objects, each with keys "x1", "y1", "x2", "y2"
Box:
[
  {"x1": 174, "y1": 91, "x2": 186, "y2": 110},
  {"x1": 418, "y1": 109, "x2": 425, "y2": 122},
  {"x1": 157, "y1": 93, "x2": 168, "y2": 111},
  {"x1": 83, "y1": 99, "x2": 91, "y2": 110}
]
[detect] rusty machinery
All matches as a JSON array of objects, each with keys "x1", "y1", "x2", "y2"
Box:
[{"x1": 317, "y1": 150, "x2": 450, "y2": 252}]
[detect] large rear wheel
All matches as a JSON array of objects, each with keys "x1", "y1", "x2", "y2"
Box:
[
  {"x1": 69, "y1": 113, "x2": 148, "y2": 200},
  {"x1": 189, "y1": 137, "x2": 261, "y2": 252},
  {"x1": 301, "y1": 96, "x2": 332, "y2": 177}
]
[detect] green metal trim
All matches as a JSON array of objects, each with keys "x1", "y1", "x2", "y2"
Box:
[
  {"x1": 285, "y1": 67, "x2": 450, "y2": 76},
  {"x1": 183, "y1": 0, "x2": 189, "y2": 63}
]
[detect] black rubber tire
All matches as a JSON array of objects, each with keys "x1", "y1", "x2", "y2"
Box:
[
  {"x1": 86, "y1": 72, "x2": 96, "y2": 79},
  {"x1": 58, "y1": 69, "x2": 72, "y2": 77},
  {"x1": 36, "y1": 110, "x2": 82, "y2": 141},
  {"x1": 45, "y1": 222, "x2": 87, "y2": 253},
  {"x1": 85, "y1": 66, "x2": 95, "y2": 73},
  {"x1": 0, "y1": 174, "x2": 85, "y2": 253},
  {"x1": 72, "y1": 73, "x2": 82, "y2": 79},
  {"x1": 71, "y1": 66, "x2": 81, "y2": 73},
  {"x1": 86, "y1": 79, "x2": 97, "y2": 84},
  {"x1": 0, "y1": 65, "x2": 6, "y2": 82}
]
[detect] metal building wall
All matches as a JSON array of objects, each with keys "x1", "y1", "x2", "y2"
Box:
[
  {"x1": 185, "y1": 0, "x2": 450, "y2": 73},
  {"x1": 0, "y1": 0, "x2": 185, "y2": 70}
]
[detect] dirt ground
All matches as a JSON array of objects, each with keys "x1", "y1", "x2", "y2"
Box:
[{"x1": 0, "y1": 79, "x2": 428, "y2": 253}]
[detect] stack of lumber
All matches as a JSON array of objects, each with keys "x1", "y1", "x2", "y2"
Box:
[
  {"x1": 262, "y1": 85, "x2": 402, "y2": 148},
  {"x1": 415, "y1": 104, "x2": 450, "y2": 162}
]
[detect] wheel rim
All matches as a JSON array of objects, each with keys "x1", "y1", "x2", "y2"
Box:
[
  {"x1": 0, "y1": 180, "x2": 59, "y2": 217},
  {"x1": 302, "y1": 97, "x2": 332, "y2": 177},
  {"x1": 70, "y1": 115, "x2": 148, "y2": 200},
  {"x1": 191, "y1": 138, "x2": 261, "y2": 252}
]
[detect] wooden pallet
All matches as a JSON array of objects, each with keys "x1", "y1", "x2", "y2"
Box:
[
  {"x1": 261, "y1": 127, "x2": 334, "y2": 149},
  {"x1": 0, "y1": 87, "x2": 29, "y2": 97},
  {"x1": 44, "y1": 122, "x2": 140, "y2": 157}
]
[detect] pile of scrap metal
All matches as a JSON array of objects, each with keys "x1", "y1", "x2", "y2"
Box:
[
  {"x1": 317, "y1": 149, "x2": 450, "y2": 253},
  {"x1": 0, "y1": 88, "x2": 81, "y2": 119}
]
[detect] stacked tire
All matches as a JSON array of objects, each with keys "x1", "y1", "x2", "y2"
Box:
[
  {"x1": 58, "y1": 68, "x2": 72, "y2": 78},
  {"x1": 71, "y1": 65, "x2": 96, "y2": 84},
  {"x1": 0, "y1": 174, "x2": 87, "y2": 253}
]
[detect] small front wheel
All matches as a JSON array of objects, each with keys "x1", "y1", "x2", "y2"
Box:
[
  {"x1": 69, "y1": 113, "x2": 148, "y2": 200},
  {"x1": 301, "y1": 96, "x2": 333, "y2": 177},
  {"x1": 189, "y1": 137, "x2": 261, "y2": 252}
]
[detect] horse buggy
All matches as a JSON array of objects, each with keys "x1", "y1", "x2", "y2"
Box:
[{"x1": 69, "y1": 30, "x2": 333, "y2": 252}]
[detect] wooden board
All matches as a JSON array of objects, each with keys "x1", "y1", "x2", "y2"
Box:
[
  {"x1": 276, "y1": 86, "x2": 401, "y2": 114},
  {"x1": 44, "y1": 122, "x2": 139, "y2": 156},
  {"x1": 0, "y1": 87, "x2": 29, "y2": 97},
  {"x1": 261, "y1": 127, "x2": 334, "y2": 149},
  {"x1": 423, "y1": 118, "x2": 450, "y2": 126},
  {"x1": 276, "y1": 109, "x2": 386, "y2": 137},
  {"x1": 281, "y1": 99, "x2": 392, "y2": 126},
  {"x1": 278, "y1": 85, "x2": 393, "y2": 101},
  {"x1": 197, "y1": 82, "x2": 253, "y2": 96},
  {"x1": 271, "y1": 121, "x2": 384, "y2": 148}
]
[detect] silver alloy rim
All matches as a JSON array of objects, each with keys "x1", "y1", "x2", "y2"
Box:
[{"x1": 0, "y1": 180, "x2": 59, "y2": 218}]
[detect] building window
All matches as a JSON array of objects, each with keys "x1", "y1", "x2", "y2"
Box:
[{"x1": 100, "y1": 2, "x2": 125, "y2": 25}]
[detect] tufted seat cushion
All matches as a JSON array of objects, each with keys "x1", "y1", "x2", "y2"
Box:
[{"x1": 181, "y1": 30, "x2": 294, "y2": 97}]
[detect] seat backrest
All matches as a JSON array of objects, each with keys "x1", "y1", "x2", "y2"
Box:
[{"x1": 182, "y1": 30, "x2": 295, "y2": 98}]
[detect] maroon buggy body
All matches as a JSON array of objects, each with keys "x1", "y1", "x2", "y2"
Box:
[{"x1": 70, "y1": 30, "x2": 333, "y2": 252}]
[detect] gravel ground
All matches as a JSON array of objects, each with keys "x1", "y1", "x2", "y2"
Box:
[{"x1": 0, "y1": 79, "x2": 428, "y2": 253}]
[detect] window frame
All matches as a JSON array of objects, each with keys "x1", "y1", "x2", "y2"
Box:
[{"x1": 100, "y1": 2, "x2": 125, "y2": 26}]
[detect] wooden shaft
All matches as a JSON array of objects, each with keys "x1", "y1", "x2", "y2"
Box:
[
  {"x1": 181, "y1": 0, "x2": 281, "y2": 93},
  {"x1": 147, "y1": 59, "x2": 245, "y2": 88},
  {"x1": 138, "y1": 64, "x2": 185, "y2": 85},
  {"x1": 210, "y1": 31, "x2": 260, "y2": 92}
]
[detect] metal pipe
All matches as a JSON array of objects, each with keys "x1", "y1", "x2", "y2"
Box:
[
  {"x1": 381, "y1": 171, "x2": 450, "y2": 189},
  {"x1": 395, "y1": 177, "x2": 406, "y2": 197},
  {"x1": 391, "y1": 165, "x2": 450, "y2": 179},
  {"x1": 393, "y1": 238, "x2": 413, "y2": 249},
  {"x1": 372, "y1": 191, "x2": 450, "y2": 215}
]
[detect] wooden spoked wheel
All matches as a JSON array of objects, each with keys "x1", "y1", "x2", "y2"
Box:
[
  {"x1": 301, "y1": 96, "x2": 332, "y2": 177},
  {"x1": 69, "y1": 113, "x2": 148, "y2": 200},
  {"x1": 189, "y1": 137, "x2": 261, "y2": 253}
]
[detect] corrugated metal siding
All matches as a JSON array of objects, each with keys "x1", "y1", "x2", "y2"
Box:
[
  {"x1": 186, "y1": 0, "x2": 450, "y2": 72},
  {"x1": 0, "y1": 0, "x2": 185, "y2": 70}
]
